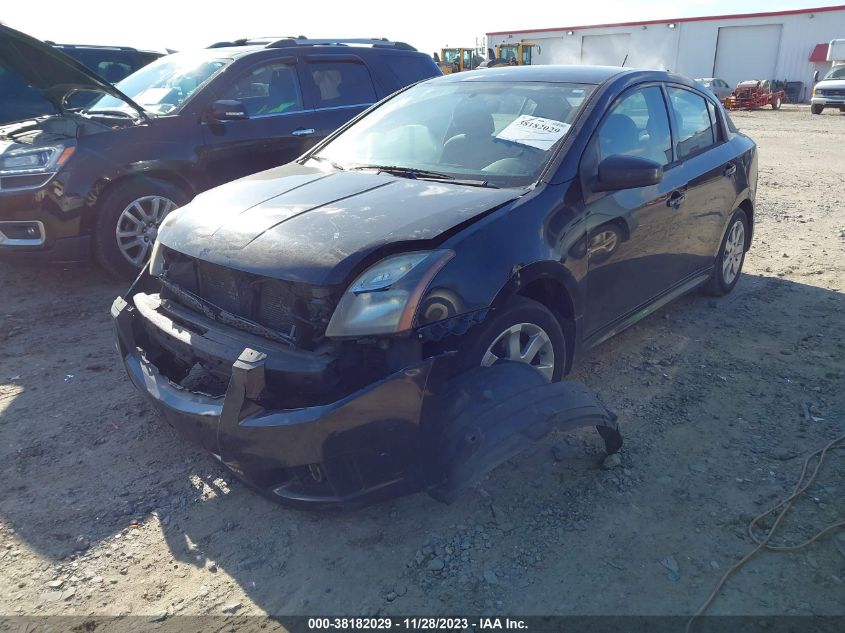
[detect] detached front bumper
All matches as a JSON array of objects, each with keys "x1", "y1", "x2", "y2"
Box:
[
  {"x1": 112, "y1": 291, "x2": 437, "y2": 508},
  {"x1": 113, "y1": 278, "x2": 623, "y2": 508}
]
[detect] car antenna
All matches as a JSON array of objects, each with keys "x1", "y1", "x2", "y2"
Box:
[{"x1": 621, "y1": 54, "x2": 628, "y2": 67}]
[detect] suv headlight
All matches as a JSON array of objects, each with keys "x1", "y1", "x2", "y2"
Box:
[
  {"x1": 0, "y1": 145, "x2": 75, "y2": 176},
  {"x1": 326, "y1": 250, "x2": 454, "y2": 337}
]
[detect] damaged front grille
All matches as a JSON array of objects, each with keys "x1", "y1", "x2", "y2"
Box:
[{"x1": 159, "y1": 248, "x2": 340, "y2": 350}]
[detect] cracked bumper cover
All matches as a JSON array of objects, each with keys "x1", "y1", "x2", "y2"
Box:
[
  {"x1": 113, "y1": 293, "x2": 436, "y2": 508},
  {"x1": 112, "y1": 289, "x2": 622, "y2": 508}
]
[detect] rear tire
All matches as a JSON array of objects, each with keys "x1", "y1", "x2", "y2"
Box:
[
  {"x1": 704, "y1": 209, "x2": 748, "y2": 297},
  {"x1": 457, "y1": 296, "x2": 567, "y2": 382},
  {"x1": 811, "y1": 104, "x2": 824, "y2": 115},
  {"x1": 94, "y1": 178, "x2": 189, "y2": 280}
]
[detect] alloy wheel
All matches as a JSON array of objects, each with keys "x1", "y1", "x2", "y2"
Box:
[
  {"x1": 481, "y1": 322, "x2": 555, "y2": 381},
  {"x1": 115, "y1": 196, "x2": 177, "y2": 267},
  {"x1": 588, "y1": 229, "x2": 619, "y2": 258},
  {"x1": 722, "y1": 220, "x2": 745, "y2": 285}
]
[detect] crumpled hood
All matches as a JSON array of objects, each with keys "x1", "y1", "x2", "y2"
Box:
[
  {"x1": 0, "y1": 24, "x2": 141, "y2": 117},
  {"x1": 158, "y1": 163, "x2": 519, "y2": 285}
]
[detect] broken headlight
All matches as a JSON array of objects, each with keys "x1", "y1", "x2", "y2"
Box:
[
  {"x1": 325, "y1": 250, "x2": 454, "y2": 337},
  {"x1": 0, "y1": 145, "x2": 75, "y2": 176}
]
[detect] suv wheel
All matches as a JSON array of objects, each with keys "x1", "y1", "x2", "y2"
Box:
[
  {"x1": 704, "y1": 210, "x2": 748, "y2": 296},
  {"x1": 95, "y1": 178, "x2": 188, "y2": 279},
  {"x1": 811, "y1": 104, "x2": 824, "y2": 115},
  {"x1": 458, "y1": 296, "x2": 567, "y2": 381}
]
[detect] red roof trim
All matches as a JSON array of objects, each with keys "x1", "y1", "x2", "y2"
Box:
[
  {"x1": 486, "y1": 4, "x2": 845, "y2": 36},
  {"x1": 809, "y1": 42, "x2": 830, "y2": 61}
]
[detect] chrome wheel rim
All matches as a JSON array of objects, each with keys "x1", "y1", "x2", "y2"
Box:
[
  {"x1": 589, "y1": 230, "x2": 619, "y2": 257},
  {"x1": 115, "y1": 196, "x2": 177, "y2": 267},
  {"x1": 481, "y1": 322, "x2": 555, "y2": 381},
  {"x1": 722, "y1": 220, "x2": 745, "y2": 284}
]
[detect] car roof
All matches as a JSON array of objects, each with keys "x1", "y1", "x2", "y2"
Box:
[
  {"x1": 50, "y1": 43, "x2": 165, "y2": 56},
  {"x1": 204, "y1": 42, "x2": 424, "y2": 60},
  {"x1": 458, "y1": 65, "x2": 629, "y2": 84},
  {"x1": 429, "y1": 65, "x2": 687, "y2": 85},
  {"x1": 426, "y1": 65, "x2": 697, "y2": 88}
]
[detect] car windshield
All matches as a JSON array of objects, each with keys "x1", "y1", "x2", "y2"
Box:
[
  {"x1": 85, "y1": 53, "x2": 229, "y2": 115},
  {"x1": 823, "y1": 66, "x2": 845, "y2": 80},
  {"x1": 314, "y1": 80, "x2": 594, "y2": 187}
]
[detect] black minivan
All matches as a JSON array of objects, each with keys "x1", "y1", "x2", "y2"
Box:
[{"x1": 0, "y1": 26, "x2": 440, "y2": 277}]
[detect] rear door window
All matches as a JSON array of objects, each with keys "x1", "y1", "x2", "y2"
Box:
[
  {"x1": 381, "y1": 55, "x2": 438, "y2": 87},
  {"x1": 306, "y1": 60, "x2": 377, "y2": 108},
  {"x1": 218, "y1": 62, "x2": 303, "y2": 116},
  {"x1": 707, "y1": 100, "x2": 723, "y2": 142},
  {"x1": 667, "y1": 87, "x2": 716, "y2": 159}
]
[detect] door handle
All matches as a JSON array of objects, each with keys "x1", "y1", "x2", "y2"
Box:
[
  {"x1": 667, "y1": 191, "x2": 687, "y2": 209},
  {"x1": 723, "y1": 163, "x2": 737, "y2": 177},
  {"x1": 291, "y1": 128, "x2": 316, "y2": 136}
]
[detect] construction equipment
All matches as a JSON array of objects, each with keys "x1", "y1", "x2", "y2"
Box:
[
  {"x1": 434, "y1": 47, "x2": 482, "y2": 73},
  {"x1": 483, "y1": 41, "x2": 540, "y2": 67},
  {"x1": 725, "y1": 79, "x2": 786, "y2": 110}
]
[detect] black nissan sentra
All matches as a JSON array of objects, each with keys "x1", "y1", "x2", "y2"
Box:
[{"x1": 113, "y1": 65, "x2": 757, "y2": 507}]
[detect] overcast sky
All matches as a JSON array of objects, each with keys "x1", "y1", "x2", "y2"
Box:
[{"x1": 3, "y1": 0, "x2": 841, "y2": 58}]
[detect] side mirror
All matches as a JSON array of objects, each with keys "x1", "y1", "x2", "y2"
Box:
[
  {"x1": 813, "y1": 70, "x2": 820, "y2": 83},
  {"x1": 595, "y1": 155, "x2": 663, "y2": 192},
  {"x1": 209, "y1": 99, "x2": 248, "y2": 121},
  {"x1": 433, "y1": 52, "x2": 441, "y2": 63}
]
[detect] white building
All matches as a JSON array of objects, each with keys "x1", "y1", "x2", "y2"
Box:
[{"x1": 486, "y1": 4, "x2": 845, "y2": 101}]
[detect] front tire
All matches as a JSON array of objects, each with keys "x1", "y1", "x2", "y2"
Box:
[
  {"x1": 94, "y1": 178, "x2": 188, "y2": 279},
  {"x1": 458, "y1": 296, "x2": 567, "y2": 381},
  {"x1": 771, "y1": 96, "x2": 782, "y2": 110},
  {"x1": 705, "y1": 210, "x2": 748, "y2": 296},
  {"x1": 811, "y1": 104, "x2": 824, "y2": 115}
]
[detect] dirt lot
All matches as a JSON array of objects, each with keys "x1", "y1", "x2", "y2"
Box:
[{"x1": 1, "y1": 106, "x2": 843, "y2": 623}]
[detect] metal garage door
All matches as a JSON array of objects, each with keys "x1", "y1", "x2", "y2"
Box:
[
  {"x1": 581, "y1": 34, "x2": 631, "y2": 67},
  {"x1": 531, "y1": 37, "x2": 575, "y2": 65},
  {"x1": 713, "y1": 24, "x2": 782, "y2": 88}
]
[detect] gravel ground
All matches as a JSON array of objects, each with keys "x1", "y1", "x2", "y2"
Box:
[{"x1": 1, "y1": 105, "x2": 843, "y2": 622}]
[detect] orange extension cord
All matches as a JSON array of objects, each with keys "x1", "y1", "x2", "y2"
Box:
[{"x1": 686, "y1": 433, "x2": 845, "y2": 633}]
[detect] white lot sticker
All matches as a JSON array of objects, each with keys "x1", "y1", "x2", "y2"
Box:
[{"x1": 496, "y1": 115, "x2": 571, "y2": 150}]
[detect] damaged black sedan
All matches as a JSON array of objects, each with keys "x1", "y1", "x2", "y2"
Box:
[{"x1": 113, "y1": 66, "x2": 756, "y2": 507}]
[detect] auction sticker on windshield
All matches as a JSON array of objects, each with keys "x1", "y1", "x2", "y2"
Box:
[{"x1": 496, "y1": 115, "x2": 571, "y2": 150}]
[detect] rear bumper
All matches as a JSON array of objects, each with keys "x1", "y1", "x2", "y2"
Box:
[{"x1": 112, "y1": 289, "x2": 437, "y2": 508}]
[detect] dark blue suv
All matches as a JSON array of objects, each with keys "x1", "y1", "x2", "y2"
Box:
[{"x1": 0, "y1": 27, "x2": 440, "y2": 277}]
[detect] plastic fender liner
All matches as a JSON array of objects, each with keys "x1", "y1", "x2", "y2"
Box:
[{"x1": 427, "y1": 362, "x2": 621, "y2": 503}]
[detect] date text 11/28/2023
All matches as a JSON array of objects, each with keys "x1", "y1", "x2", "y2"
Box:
[{"x1": 307, "y1": 618, "x2": 529, "y2": 630}]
